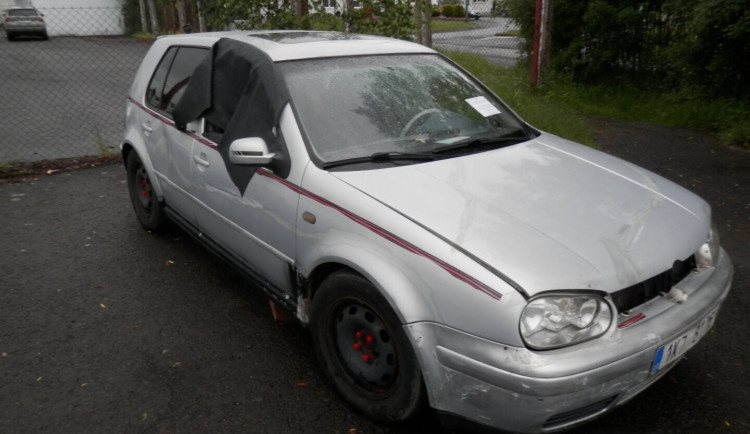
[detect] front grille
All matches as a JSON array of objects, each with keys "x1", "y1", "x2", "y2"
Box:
[
  {"x1": 544, "y1": 396, "x2": 617, "y2": 428},
  {"x1": 611, "y1": 255, "x2": 696, "y2": 313}
]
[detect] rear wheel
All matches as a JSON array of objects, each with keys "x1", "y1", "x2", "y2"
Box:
[
  {"x1": 126, "y1": 151, "x2": 166, "y2": 231},
  {"x1": 311, "y1": 271, "x2": 426, "y2": 422}
]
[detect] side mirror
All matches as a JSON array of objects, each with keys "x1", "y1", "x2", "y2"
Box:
[{"x1": 228, "y1": 137, "x2": 275, "y2": 165}]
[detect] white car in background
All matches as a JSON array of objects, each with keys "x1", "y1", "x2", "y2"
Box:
[
  {"x1": 121, "y1": 31, "x2": 733, "y2": 433},
  {"x1": 3, "y1": 7, "x2": 47, "y2": 41}
]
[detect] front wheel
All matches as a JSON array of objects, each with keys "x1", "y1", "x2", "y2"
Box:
[
  {"x1": 126, "y1": 151, "x2": 166, "y2": 231},
  {"x1": 311, "y1": 271, "x2": 427, "y2": 422}
]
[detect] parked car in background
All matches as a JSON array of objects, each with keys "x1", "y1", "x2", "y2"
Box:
[
  {"x1": 122, "y1": 31, "x2": 733, "y2": 433},
  {"x1": 467, "y1": 8, "x2": 481, "y2": 19},
  {"x1": 3, "y1": 7, "x2": 47, "y2": 41}
]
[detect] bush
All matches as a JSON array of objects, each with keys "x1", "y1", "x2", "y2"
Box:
[
  {"x1": 453, "y1": 5, "x2": 465, "y2": 17},
  {"x1": 441, "y1": 4, "x2": 454, "y2": 16}
]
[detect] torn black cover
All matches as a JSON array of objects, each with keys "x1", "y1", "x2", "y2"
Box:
[{"x1": 173, "y1": 38, "x2": 291, "y2": 194}]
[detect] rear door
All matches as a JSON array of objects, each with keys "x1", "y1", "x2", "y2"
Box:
[{"x1": 140, "y1": 45, "x2": 210, "y2": 222}]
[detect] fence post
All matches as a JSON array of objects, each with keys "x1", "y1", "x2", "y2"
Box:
[{"x1": 531, "y1": 0, "x2": 551, "y2": 91}]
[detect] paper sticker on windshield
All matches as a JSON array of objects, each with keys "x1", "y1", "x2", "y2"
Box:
[{"x1": 466, "y1": 96, "x2": 501, "y2": 117}]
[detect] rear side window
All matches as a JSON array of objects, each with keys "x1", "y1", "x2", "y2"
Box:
[{"x1": 146, "y1": 46, "x2": 208, "y2": 115}]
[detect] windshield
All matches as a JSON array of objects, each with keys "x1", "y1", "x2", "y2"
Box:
[{"x1": 278, "y1": 54, "x2": 531, "y2": 168}]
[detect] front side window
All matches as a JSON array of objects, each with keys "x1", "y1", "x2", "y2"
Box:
[
  {"x1": 145, "y1": 46, "x2": 209, "y2": 115},
  {"x1": 279, "y1": 54, "x2": 531, "y2": 169}
]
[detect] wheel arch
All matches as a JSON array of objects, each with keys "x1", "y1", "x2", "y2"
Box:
[
  {"x1": 120, "y1": 141, "x2": 164, "y2": 200},
  {"x1": 300, "y1": 253, "x2": 436, "y2": 328}
]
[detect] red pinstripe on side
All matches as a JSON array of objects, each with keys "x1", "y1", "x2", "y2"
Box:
[
  {"x1": 256, "y1": 169, "x2": 503, "y2": 300},
  {"x1": 127, "y1": 96, "x2": 217, "y2": 148},
  {"x1": 129, "y1": 97, "x2": 502, "y2": 300}
]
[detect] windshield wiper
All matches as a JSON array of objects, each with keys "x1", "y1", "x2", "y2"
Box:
[
  {"x1": 322, "y1": 151, "x2": 439, "y2": 169},
  {"x1": 432, "y1": 135, "x2": 529, "y2": 154}
]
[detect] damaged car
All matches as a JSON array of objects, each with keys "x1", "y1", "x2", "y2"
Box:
[{"x1": 121, "y1": 31, "x2": 733, "y2": 433}]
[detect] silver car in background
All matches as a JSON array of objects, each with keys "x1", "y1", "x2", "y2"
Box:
[
  {"x1": 3, "y1": 7, "x2": 47, "y2": 41},
  {"x1": 121, "y1": 31, "x2": 733, "y2": 433}
]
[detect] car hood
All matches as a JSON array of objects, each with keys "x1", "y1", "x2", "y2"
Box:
[{"x1": 331, "y1": 134, "x2": 710, "y2": 295}]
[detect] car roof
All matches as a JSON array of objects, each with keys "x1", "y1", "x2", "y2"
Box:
[{"x1": 157, "y1": 30, "x2": 436, "y2": 62}]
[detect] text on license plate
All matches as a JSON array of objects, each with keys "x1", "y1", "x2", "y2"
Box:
[{"x1": 651, "y1": 308, "x2": 717, "y2": 374}]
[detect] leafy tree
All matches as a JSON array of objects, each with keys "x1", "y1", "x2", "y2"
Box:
[{"x1": 506, "y1": 0, "x2": 750, "y2": 98}]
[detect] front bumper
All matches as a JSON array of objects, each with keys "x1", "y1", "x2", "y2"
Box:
[{"x1": 405, "y1": 248, "x2": 733, "y2": 433}]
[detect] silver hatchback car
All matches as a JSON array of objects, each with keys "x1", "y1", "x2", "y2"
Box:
[
  {"x1": 122, "y1": 31, "x2": 733, "y2": 433},
  {"x1": 3, "y1": 7, "x2": 47, "y2": 41}
]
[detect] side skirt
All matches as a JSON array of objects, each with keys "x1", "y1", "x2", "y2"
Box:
[{"x1": 163, "y1": 206, "x2": 300, "y2": 319}]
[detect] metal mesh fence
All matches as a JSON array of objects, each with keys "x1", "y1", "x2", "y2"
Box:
[
  {"x1": 0, "y1": 6, "x2": 521, "y2": 163},
  {"x1": 1, "y1": 7, "x2": 150, "y2": 163}
]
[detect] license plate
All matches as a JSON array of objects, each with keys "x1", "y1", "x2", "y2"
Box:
[{"x1": 651, "y1": 308, "x2": 717, "y2": 374}]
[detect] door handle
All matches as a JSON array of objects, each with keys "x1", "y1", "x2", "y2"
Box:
[
  {"x1": 141, "y1": 122, "x2": 153, "y2": 134},
  {"x1": 193, "y1": 153, "x2": 210, "y2": 167}
]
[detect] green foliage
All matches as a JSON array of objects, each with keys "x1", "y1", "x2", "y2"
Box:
[
  {"x1": 534, "y1": 72, "x2": 750, "y2": 148},
  {"x1": 504, "y1": 0, "x2": 749, "y2": 145},
  {"x1": 309, "y1": 12, "x2": 346, "y2": 31},
  {"x1": 663, "y1": 0, "x2": 750, "y2": 99},
  {"x1": 441, "y1": 4, "x2": 455, "y2": 16},
  {"x1": 121, "y1": 0, "x2": 143, "y2": 34},
  {"x1": 508, "y1": 0, "x2": 750, "y2": 101},
  {"x1": 344, "y1": 0, "x2": 417, "y2": 40},
  {"x1": 453, "y1": 5, "x2": 465, "y2": 17}
]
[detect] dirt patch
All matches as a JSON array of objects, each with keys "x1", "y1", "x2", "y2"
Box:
[{"x1": 0, "y1": 155, "x2": 121, "y2": 184}]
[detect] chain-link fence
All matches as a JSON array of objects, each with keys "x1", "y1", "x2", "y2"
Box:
[{"x1": 1, "y1": 6, "x2": 521, "y2": 163}]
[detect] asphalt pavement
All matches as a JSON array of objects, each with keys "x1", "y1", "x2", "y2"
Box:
[{"x1": 1, "y1": 119, "x2": 748, "y2": 433}]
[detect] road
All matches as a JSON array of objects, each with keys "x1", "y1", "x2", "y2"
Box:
[
  {"x1": 0, "y1": 34, "x2": 150, "y2": 162},
  {"x1": 432, "y1": 17, "x2": 524, "y2": 67},
  {"x1": 1, "y1": 118, "x2": 748, "y2": 433}
]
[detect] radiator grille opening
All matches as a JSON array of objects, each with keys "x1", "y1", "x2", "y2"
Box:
[{"x1": 611, "y1": 255, "x2": 696, "y2": 313}]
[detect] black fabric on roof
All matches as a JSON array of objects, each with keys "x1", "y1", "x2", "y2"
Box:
[{"x1": 173, "y1": 37, "x2": 291, "y2": 194}]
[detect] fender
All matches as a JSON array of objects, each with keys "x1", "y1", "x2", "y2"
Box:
[{"x1": 121, "y1": 104, "x2": 165, "y2": 200}]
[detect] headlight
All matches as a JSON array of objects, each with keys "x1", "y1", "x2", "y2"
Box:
[
  {"x1": 696, "y1": 221, "x2": 720, "y2": 267},
  {"x1": 520, "y1": 294, "x2": 612, "y2": 350}
]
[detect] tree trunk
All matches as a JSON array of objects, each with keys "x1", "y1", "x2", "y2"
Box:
[
  {"x1": 416, "y1": 0, "x2": 432, "y2": 47},
  {"x1": 138, "y1": 0, "x2": 148, "y2": 33},
  {"x1": 176, "y1": 1, "x2": 188, "y2": 33},
  {"x1": 147, "y1": 0, "x2": 160, "y2": 36}
]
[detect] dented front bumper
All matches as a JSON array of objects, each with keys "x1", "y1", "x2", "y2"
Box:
[{"x1": 405, "y1": 249, "x2": 733, "y2": 433}]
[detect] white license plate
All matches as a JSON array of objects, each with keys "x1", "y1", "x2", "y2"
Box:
[{"x1": 651, "y1": 308, "x2": 717, "y2": 374}]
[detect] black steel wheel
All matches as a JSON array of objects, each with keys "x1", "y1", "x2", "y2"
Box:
[
  {"x1": 311, "y1": 271, "x2": 427, "y2": 422},
  {"x1": 126, "y1": 151, "x2": 165, "y2": 231}
]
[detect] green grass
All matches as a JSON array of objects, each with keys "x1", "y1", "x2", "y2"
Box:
[
  {"x1": 445, "y1": 51, "x2": 750, "y2": 148},
  {"x1": 444, "y1": 51, "x2": 595, "y2": 146},
  {"x1": 541, "y1": 80, "x2": 750, "y2": 148},
  {"x1": 130, "y1": 32, "x2": 155, "y2": 40}
]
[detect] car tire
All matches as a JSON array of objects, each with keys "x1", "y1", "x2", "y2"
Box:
[
  {"x1": 41, "y1": 31, "x2": 48, "y2": 40},
  {"x1": 126, "y1": 151, "x2": 166, "y2": 231},
  {"x1": 6, "y1": 33, "x2": 14, "y2": 41},
  {"x1": 311, "y1": 271, "x2": 427, "y2": 423}
]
